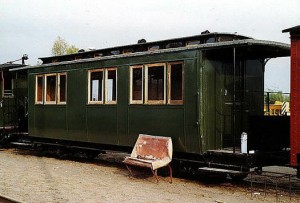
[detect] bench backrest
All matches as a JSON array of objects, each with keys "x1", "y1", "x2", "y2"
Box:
[{"x1": 131, "y1": 134, "x2": 173, "y2": 160}]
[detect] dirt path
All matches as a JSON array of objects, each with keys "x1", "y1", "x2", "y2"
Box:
[{"x1": 0, "y1": 149, "x2": 297, "y2": 203}]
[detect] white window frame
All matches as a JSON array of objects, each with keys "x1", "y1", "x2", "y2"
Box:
[
  {"x1": 129, "y1": 65, "x2": 143, "y2": 104},
  {"x1": 88, "y1": 69, "x2": 104, "y2": 104},
  {"x1": 44, "y1": 73, "x2": 57, "y2": 105},
  {"x1": 167, "y1": 62, "x2": 184, "y2": 105},
  {"x1": 35, "y1": 75, "x2": 44, "y2": 104},
  {"x1": 105, "y1": 68, "x2": 117, "y2": 104},
  {"x1": 57, "y1": 73, "x2": 67, "y2": 105},
  {"x1": 145, "y1": 63, "x2": 166, "y2": 105}
]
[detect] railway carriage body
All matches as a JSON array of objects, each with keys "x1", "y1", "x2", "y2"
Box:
[
  {"x1": 25, "y1": 33, "x2": 289, "y2": 156},
  {"x1": 5, "y1": 32, "x2": 290, "y2": 174}
]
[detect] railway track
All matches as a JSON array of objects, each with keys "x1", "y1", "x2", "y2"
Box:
[
  {"x1": 0, "y1": 148, "x2": 300, "y2": 202},
  {"x1": 244, "y1": 171, "x2": 300, "y2": 202},
  {"x1": 0, "y1": 194, "x2": 23, "y2": 203}
]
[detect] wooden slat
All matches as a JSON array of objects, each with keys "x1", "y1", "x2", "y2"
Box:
[{"x1": 198, "y1": 167, "x2": 246, "y2": 175}]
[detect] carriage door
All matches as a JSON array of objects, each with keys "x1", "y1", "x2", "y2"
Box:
[
  {"x1": 222, "y1": 57, "x2": 246, "y2": 151},
  {"x1": 0, "y1": 70, "x2": 17, "y2": 130}
]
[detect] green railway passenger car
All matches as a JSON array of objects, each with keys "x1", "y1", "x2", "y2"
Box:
[{"x1": 8, "y1": 32, "x2": 290, "y2": 175}]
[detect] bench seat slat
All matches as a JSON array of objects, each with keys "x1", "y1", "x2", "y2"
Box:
[{"x1": 123, "y1": 157, "x2": 152, "y2": 168}]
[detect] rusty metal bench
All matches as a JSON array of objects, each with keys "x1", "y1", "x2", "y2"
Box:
[{"x1": 123, "y1": 134, "x2": 173, "y2": 183}]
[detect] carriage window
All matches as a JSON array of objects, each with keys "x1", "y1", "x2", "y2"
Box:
[
  {"x1": 2, "y1": 72, "x2": 13, "y2": 97},
  {"x1": 145, "y1": 64, "x2": 166, "y2": 104},
  {"x1": 186, "y1": 40, "x2": 200, "y2": 46},
  {"x1": 123, "y1": 48, "x2": 133, "y2": 54},
  {"x1": 130, "y1": 66, "x2": 143, "y2": 104},
  {"x1": 75, "y1": 56, "x2": 82, "y2": 60},
  {"x1": 166, "y1": 42, "x2": 183, "y2": 48},
  {"x1": 148, "y1": 46, "x2": 160, "y2": 51},
  {"x1": 89, "y1": 70, "x2": 104, "y2": 103},
  {"x1": 45, "y1": 74, "x2": 57, "y2": 104},
  {"x1": 94, "y1": 53, "x2": 103, "y2": 58},
  {"x1": 111, "y1": 50, "x2": 120, "y2": 55},
  {"x1": 58, "y1": 73, "x2": 66, "y2": 104},
  {"x1": 206, "y1": 37, "x2": 216, "y2": 43},
  {"x1": 88, "y1": 68, "x2": 117, "y2": 104},
  {"x1": 36, "y1": 73, "x2": 67, "y2": 105},
  {"x1": 35, "y1": 75, "x2": 43, "y2": 104},
  {"x1": 129, "y1": 62, "x2": 183, "y2": 105},
  {"x1": 105, "y1": 69, "x2": 117, "y2": 104},
  {"x1": 168, "y1": 63, "x2": 183, "y2": 104}
]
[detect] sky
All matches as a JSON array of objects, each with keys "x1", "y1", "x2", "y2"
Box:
[{"x1": 0, "y1": 0, "x2": 299, "y2": 92}]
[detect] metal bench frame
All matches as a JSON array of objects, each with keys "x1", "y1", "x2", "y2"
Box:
[{"x1": 123, "y1": 134, "x2": 173, "y2": 183}]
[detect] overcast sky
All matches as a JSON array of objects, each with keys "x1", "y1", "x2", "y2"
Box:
[{"x1": 0, "y1": 0, "x2": 299, "y2": 92}]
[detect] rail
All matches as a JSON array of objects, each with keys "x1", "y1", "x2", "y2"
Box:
[
  {"x1": 249, "y1": 170, "x2": 300, "y2": 202},
  {"x1": 0, "y1": 193, "x2": 24, "y2": 203}
]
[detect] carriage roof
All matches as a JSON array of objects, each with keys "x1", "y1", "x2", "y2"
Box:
[{"x1": 10, "y1": 32, "x2": 290, "y2": 71}]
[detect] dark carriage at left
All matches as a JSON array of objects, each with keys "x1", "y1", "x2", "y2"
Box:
[{"x1": 0, "y1": 63, "x2": 28, "y2": 142}]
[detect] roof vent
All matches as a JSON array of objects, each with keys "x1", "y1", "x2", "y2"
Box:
[
  {"x1": 78, "y1": 48, "x2": 96, "y2": 53},
  {"x1": 138, "y1": 39, "x2": 147, "y2": 44},
  {"x1": 201, "y1": 30, "x2": 210, "y2": 34}
]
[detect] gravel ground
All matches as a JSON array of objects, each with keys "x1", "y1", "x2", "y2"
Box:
[{"x1": 0, "y1": 149, "x2": 298, "y2": 203}]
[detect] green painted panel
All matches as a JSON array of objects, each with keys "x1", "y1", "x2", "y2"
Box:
[
  {"x1": 66, "y1": 68, "x2": 87, "y2": 142},
  {"x1": 33, "y1": 106, "x2": 66, "y2": 139},
  {"x1": 128, "y1": 106, "x2": 185, "y2": 151},
  {"x1": 201, "y1": 59, "x2": 218, "y2": 152},
  {"x1": 28, "y1": 74, "x2": 35, "y2": 136},
  {"x1": 116, "y1": 66, "x2": 129, "y2": 146},
  {"x1": 184, "y1": 59, "x2": 200, "y2": 153},
  {"x1": 87, "y1": 106, "x2": 117, "y2": 144}
]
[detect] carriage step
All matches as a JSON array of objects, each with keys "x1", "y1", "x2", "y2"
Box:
[
  {"x1": 198, "y1": 167, "x2": 246, "y2": 175},
  {"x1": 10, "y1": 142, "x2": 33, "y2": 147}
]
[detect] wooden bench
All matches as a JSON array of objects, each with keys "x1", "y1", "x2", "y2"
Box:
[{"x1": 123, "y1": 134, "x2": 173, "y2": 183}]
